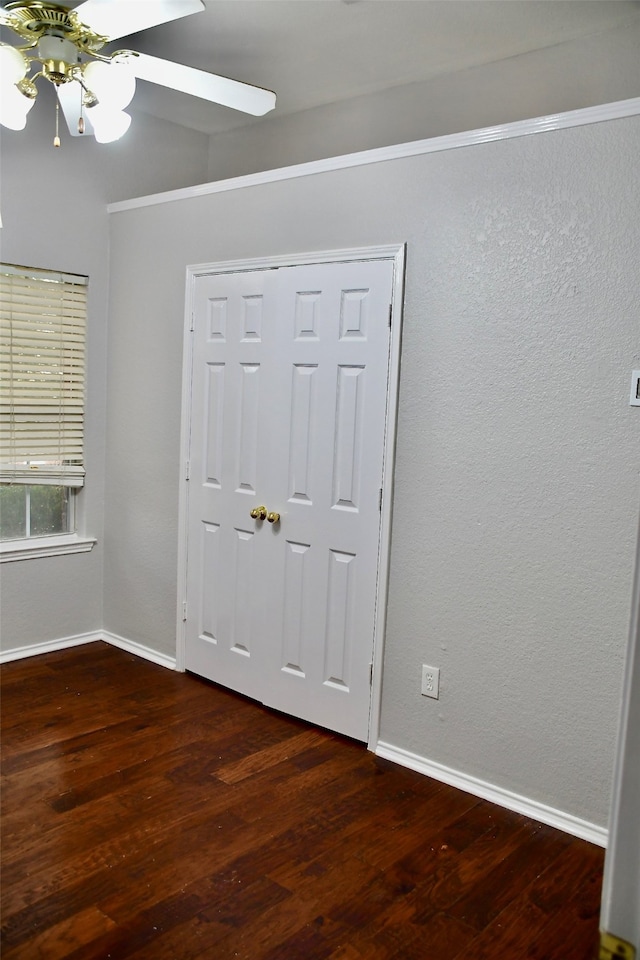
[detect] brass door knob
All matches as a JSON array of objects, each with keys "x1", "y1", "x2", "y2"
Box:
[
  {"x1": 250, "y1": 505, "x2": 267, "y2": 521},
  {"x1": 267, "y1": 511, "x2": 280, "y2": 524}
]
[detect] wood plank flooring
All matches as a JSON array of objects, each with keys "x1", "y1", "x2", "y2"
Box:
[{"x1": 1, "y1": 642, "x2": 603, "y2": 959}]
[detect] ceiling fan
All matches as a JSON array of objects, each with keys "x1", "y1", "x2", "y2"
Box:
[{"x1": 0, "y1": 0, "x2": 276, "y2": 143}]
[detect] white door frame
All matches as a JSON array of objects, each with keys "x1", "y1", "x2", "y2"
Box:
[
  {"x1": 599, "y1": 519, "x2": 640, "y2": 953},
  {"x1": 176, "y1": 244, "x2": 405, "y2": 749}
]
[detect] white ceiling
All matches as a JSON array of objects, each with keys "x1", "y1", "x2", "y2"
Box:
[{"x1": 27, "y1": 0, "x2": 640, "y2": 134}]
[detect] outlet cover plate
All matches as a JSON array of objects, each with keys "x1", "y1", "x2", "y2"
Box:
[{"x1": 421, "y1": 664, "x2": 440, "y2": 699}]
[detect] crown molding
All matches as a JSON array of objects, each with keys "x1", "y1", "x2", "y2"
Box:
[{"x1": 108, "y1": 97, "x2": 640, "y2": 215}]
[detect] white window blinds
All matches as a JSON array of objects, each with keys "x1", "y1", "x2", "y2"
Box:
[{"x1": 0, "y1": 263, "x2": 87, "y2": 486}]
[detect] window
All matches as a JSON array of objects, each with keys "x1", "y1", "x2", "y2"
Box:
[
  {"x1": 0, "y1": 483, "x2": 73, "y2": 539},
  {"x1": 0, "y1": 263, "x2": 95, "y2": 560}
]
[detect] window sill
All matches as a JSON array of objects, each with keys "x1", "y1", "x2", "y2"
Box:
[{"x1": 0, "y1": 534, "x2": 97, "y2": 563}]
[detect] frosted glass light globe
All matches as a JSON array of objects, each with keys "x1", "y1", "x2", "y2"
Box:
[
  {"x1": 83, "y1": 60, "x2": 135, "y2": 111},
  {"x1": 0, "y1": 44, "x2": 27, "y2": 85},
  {"x1": 0, "y1": 83, "x2": 34, "y2": 130},
  {"x1": 88, "y1": 107, "x2": 131, "y2": 143}
]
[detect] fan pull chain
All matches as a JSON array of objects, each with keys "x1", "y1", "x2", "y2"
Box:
[
  {"x1": 54, "y1": 98, "x2": 61, "y2": 148},
  {"x1": 78, "y1": 82, "x2": 85, "y2": 134}
]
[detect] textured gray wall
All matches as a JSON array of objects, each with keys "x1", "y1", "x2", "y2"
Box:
[
  {"x1": 0, "y1": 107, "x2": 209, "y2": 651},
  {"x1": 106, "y1": 116, "x2": 639, "y2": 825}
]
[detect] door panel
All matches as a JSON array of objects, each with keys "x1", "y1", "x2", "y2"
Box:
[
  {"x1": 185, "y1": 269, "x2": 276, "y2": 702},
  {"x1": 185, "y1": 258, "x2": 394, "y2": 739}
]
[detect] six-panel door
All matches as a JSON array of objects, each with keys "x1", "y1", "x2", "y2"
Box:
[{"x1": 184, "y1": 258, "x2": 394, "y2": 740}]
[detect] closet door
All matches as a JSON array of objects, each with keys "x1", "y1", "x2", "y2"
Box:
[
  {"x1": 185, "y1": 268, "x2": 277, "y2": 702},
  {"x1": 184, "y1": 257, "x2": 395, "y2": 741}
]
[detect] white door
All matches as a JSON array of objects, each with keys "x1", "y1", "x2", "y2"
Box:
[
  {"x1": 183, "y1": 255, "x2": 397, "y2": 741},
  {"x1": 600, "y1": 524, "x2": 640, "y2": 955}
]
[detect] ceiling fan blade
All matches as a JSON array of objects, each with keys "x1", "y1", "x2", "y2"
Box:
[
  {"x1": 56, "y1": 81, "x2": 86, "y2": 137},
  {"x1": 74, "y1": 0, "x2": 204, "y2": 43},
  {"x1": 129, "y1": 53, "x2": 276, "y2": 117}
]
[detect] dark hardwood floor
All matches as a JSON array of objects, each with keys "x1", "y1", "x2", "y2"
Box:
[{"x1": 1, "y1": 642, "x2": 603, "y2": 959}]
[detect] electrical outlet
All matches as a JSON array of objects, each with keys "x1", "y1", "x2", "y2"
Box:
[{"x1": 421, "y1": 664, "x2": 440, "y2": 699}]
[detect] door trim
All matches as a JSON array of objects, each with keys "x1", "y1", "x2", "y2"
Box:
[{"x1": 176, "y1": 244, "x2": 406, "y2": 750}]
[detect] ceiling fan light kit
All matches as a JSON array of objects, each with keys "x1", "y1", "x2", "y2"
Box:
[{"x1": 0, "y1": 0, "x2": 276, "y2": 146}]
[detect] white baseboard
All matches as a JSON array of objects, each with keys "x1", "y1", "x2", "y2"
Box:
[
  {"x1": 101, "y1": 631, "x2": 177, "y2": 671},
  {"x1": 1, "y1": 631, "x2": 176, "y2": 671},
  {"x1": 376, "y1": 740, "x2": 608, "y2": 848},
  {"x1": 0, "y1": 631, "x2": 102, "y2": 663}
]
